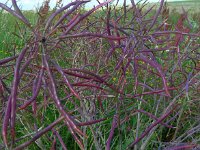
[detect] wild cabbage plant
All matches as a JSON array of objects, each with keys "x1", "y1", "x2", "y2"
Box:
[{"x1": 0, "y1": 0, "x2": 199, "y2": 149}]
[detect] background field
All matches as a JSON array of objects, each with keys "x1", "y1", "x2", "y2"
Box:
[{"x1": 0, "y1": 0, "x2": 199, "y2": 150}]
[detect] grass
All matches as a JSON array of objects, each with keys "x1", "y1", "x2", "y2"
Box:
[
  {"x1": 0, "y1": 0, "x2": 200, "y2": 150},
  {"x1": 0, "y1": 11, "x2": 37, "y2": 59}
]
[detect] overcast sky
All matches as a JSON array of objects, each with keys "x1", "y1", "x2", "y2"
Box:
[{"x1": 0, "y1": 0, "x2": 185, "y2": 10}]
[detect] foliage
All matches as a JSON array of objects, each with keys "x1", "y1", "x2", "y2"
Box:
[{"x1": 0, "y1": 0, "x2": 199, "y2": 149}]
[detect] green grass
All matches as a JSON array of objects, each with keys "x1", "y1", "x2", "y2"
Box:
[
  {"x1": 0, "y1": 1, "x2": 199, "y2": 150},
  {"x1": 0, "y1": 10, "x2": 37, "y2": 58}
]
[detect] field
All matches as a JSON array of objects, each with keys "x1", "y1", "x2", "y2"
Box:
[
  {"x1": 0, "y1": 0, "x2": 200, "y2": 150},
  {"x1": 167, "y1": 1, "x2": 200, "y2": 12},
  {"x1": 149, "y1": 0, "x2": 200, "y2": 12}
]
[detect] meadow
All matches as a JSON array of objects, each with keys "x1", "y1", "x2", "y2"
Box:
[{"x1": 0, "y1": 0, "x2": 199, "y2": 150}]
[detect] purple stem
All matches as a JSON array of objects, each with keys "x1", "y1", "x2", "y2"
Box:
[
  {"x1": 61, "y1": 0, "x2": 113, "y2": 36},
  {"x1": 14, "y1": 116, "x2": 64, "y2": 150},
  {"x1": 106, "y1": 115, "x2": 118, "y2": 150},
  {"x1": 136, "y1": 109, "x2": 174, "y2": 128},
  {"x1": 42, "y1": 51, "x2": 84, "y2": 149},
  {"x1": 148, "y1": 0, "x2": 164, "y2": 32},
  {"x1": 128, "y1": 106, "x2": 176, "y2": 148},
  {"x1": 136, "y1": 54, "x2": 170, "y2": 96},
  {"x1": 10, "y1": 46, "x2": 28, "y2": 142},
  {"x1": 59, "y1": 32, "x2": 126, "y2": 40},
  {"x1": 19, "y1": 68, "x2": 44, "y2": 110},
  {"x1": 11, "y1": 0, "x2": 31, "y2": 27},
  {"x1": 2, "y1": 96, "x2": 12, "y2": 147},
  {"x1": 52, "y1": 128, "x2": 68, "y2": 150},
  {"x1": 52, "y1": 1, "x2": 88, "y2": 30},
  {"x1": 0, "y1": 3, "x2": 31, "y2": 28},
  {"x1": 77, "y1": 118, "x2": 106, "y2": 126},
  {"x1": 52, "y1": 61, "x2": 80, "y2": 99},
  {"x1": 0, "y1": 55, "x2": 19, "y2": 66},
  {"x1": 45, "y1": 1, "x2": 89, "y2": 31}
]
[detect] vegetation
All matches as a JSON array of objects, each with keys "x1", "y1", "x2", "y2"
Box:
[{"x1": 0, "y1": 0, "x2": 199, "y2": 149}]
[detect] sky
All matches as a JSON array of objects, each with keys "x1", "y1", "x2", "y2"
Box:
[{"x1": 0, "y1": 0, "x2": 186, "y2": 10}]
